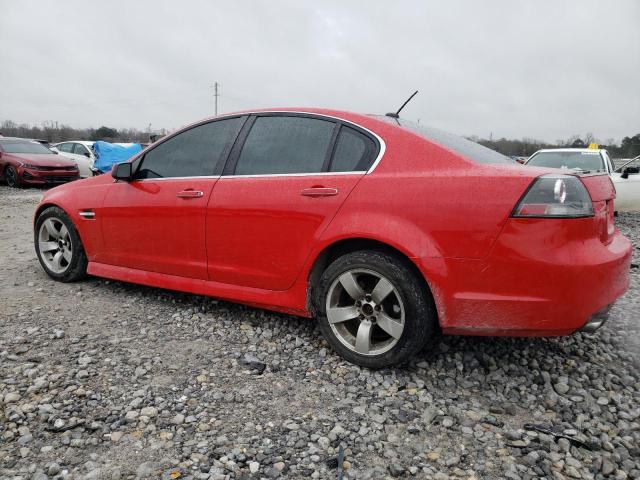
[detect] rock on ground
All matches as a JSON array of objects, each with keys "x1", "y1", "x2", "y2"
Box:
[{"x1": 1, "y1": 188, "x2": 639, "y2": 479}]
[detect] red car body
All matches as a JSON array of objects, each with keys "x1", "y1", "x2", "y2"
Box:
[
  {"x1": 34, "y1": 109, "x2": 632, "y2": 336},
  {"x1": 0, "y1": 137, "x2": 80, "y2": 186}
]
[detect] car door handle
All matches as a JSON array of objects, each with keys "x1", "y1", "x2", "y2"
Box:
[
  {"x1": 300, "y1": 187, "x2": 339, "y2": 197},
  {"x1": 177, "y1": 189, "x2": 204, "y2": 198}
]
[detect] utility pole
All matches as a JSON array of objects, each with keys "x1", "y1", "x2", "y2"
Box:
[{"x1": 211, "y1": 82, "x2": 219, "y2": 116}]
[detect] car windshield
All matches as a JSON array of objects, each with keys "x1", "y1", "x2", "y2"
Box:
[
  {"x1": 0, "y1": 140, "x2": 55, "y2": 154},
  {"x1": 527, "y1": 151, "x2": 605, "y2": 172},
  {"x1": 378, "y1": 116, "x2": 514, "y2": 165}
]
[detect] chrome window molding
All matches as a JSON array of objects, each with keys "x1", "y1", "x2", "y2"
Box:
[
  {"x1": 223, "y1": 171, "x2": 365, "y2": 179},
  {"x1": 131, "y1": 171, "x2": 365, "y2": 182},
  {"x1": 130, "y1": 110, "x2": 387, "y2": 181}
]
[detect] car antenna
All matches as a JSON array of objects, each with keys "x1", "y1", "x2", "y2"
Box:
[{"x1": 385, "y1": 90, "x2": 419, "y2": 119}]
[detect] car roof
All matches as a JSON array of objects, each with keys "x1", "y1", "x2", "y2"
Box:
[
  {"x1": 55, "y1": 140, "x2": 94, "y2": 146},
  {"x1": 534, "y1": 148, "x2": 606, "y2": 154}
]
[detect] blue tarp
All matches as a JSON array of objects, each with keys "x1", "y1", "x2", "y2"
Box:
[{"x1": 93, "y1": 141, "x2": 142, "y2": 173}]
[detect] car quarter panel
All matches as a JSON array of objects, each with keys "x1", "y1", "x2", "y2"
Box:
[
  {"x1": 34, "y1": 175, "x2": 112, "y2": 260},
  {"x1": 427, "y1": 218, "x2": 632, "y2": 335},
  {"x1": 313, "y1": 117, "x2": 541, "y2": 261}
]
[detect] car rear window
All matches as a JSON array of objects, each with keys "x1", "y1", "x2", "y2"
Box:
[
  {"x1": 329, "y1": 126, "x2": 376, "y2": 172},
  {"x1": 378, "y1": 117, "x2": 513, "y2": 165},
  {"x1": 526, "y1": 151, "x2": 605, "y2": 172}
]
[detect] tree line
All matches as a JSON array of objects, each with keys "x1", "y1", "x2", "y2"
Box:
[
  {"x1": 0, "y1": 120, "x2": 167, "y2": 144},
  {"x1": 1, "y1": 119, "x2": 638, "y2": 159},
  {"x1": 470, "y1": 133, "x2": 640, "y2": 158}
]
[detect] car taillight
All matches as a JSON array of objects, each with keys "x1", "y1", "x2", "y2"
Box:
[{"x1": 511, "y1": 174, "x2": 594, "y2": 218}]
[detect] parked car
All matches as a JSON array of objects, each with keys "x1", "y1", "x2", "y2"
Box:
[
  {"x1": 52, "y1": 141, "x2": 95, "y2": 178},
  {"x1": 30, "y1": 138, "x2": 56, "y2": 149},
  {"x1": 525, "y1": 148, "x2": 640, "y2": 212},
  {"x1": 509, "y1": 155, "x2": 528, "y2": 164},
  {"x1": 0, "y1": 137, "x2": 80, "y2": 187},
  {"x1": 611, "y1": 156, "x2": 640, "y2": 212},
  {"x1": 33, "y1": 109, "x2": 632, "y2": 367}
]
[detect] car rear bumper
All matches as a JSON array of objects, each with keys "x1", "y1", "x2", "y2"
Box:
[{"x1": 420, "y1": 217, "x2": 632, "y2": 336}]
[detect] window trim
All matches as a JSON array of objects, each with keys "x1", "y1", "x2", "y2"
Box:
[
  {"x1": 127, "y1": 111, "x2": 386, "y2": 181},
  {"x1": 327, "y1": 124, "x2": 377, "y2": 173},
  {"x1": 221, "y1": 112, "x2": 382, "y2": 177},
  {"x1": 132, "y1": 115, "x2": 248, "y2": 181}
]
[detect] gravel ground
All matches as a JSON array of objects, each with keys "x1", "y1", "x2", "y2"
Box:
[{"x1": 1, "y1": 187, "x2": 639, "y2": 480}]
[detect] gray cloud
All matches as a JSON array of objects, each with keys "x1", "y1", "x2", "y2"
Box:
[{"x1": 1, "y1": 0, "x2": 639, "y2": 142}]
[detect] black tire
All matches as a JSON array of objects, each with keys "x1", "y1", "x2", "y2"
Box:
[
  {"x1": 34, "y1": 206, "x2": 88, "y2": 282},
  {"x1": 5, "y1": 166, "x2": 20, "y2": 188},
  {"x1": 314, "y1": 250, "x2": 437, "y2": 368}
]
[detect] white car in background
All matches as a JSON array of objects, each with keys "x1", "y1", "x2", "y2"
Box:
[
  {"x1": 51, "y1": 141, "x2": 95, "y2": 177},
  {"x1": 525, "y1": 148, "x2": 640, "y2": 212}
]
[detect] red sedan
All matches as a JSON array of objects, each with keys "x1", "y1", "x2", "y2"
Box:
[
  {"x1": 32, "y1": 109, "x2": 632, "y2": 367},
  {"x1": 0, "y1": 137, "x2": 80, "y2": 187}
]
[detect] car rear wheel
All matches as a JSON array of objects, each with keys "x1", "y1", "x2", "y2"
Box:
[
  {"x1": 5, "y1": 166, "x2": 20, "y2": 188},
  {"x1": 34, "y1": 207, "x2": 87, "y2": 282},
  {"x1": 315, "y1": 250, "x2": 437, "y2": 368}
]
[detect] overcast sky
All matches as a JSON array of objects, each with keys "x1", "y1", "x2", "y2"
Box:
[{"x1": 1, "y1": 0, "x2": 639, "y2": 142}]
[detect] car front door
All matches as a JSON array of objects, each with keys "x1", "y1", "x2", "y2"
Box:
[
  {"x1": 71, "y1": 144, "x2": 94, "y2": 177},
  {"x1": 206, "y1": 114, "x2": 380, "y2": 290},
  {"x1": 98, "y1": 116, "x2": 245, "y2": 279},
  {"x1": 612, "y1": 157, "x2": 640, "y2": 211}
]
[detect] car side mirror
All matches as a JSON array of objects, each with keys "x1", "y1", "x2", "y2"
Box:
[
  {"x1": 83, "y1": 152, "x2": 91, "y2": 158},
  {"x1": 112, "y1": 162, "x2": 133, "y2": 181},
  {"x1": 621, "y1": 166, "x2": 639, "y2": 179}
]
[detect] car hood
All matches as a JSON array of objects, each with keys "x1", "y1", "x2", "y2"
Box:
[{"x1": 9, "y1": 153, "x2": 78, "y2": 167}]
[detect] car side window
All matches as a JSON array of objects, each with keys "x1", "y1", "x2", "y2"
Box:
[
  {"x1": 73, "y1": 144, "x2": 88, "y2": 156},
  {"x1": 58, "y1": 143, "x2": 74, "y2": 153},
  {"x1": 329, "y1": 126, "x2": 376, "y2": 172},
  {"x1": 136, "y1": 117, "x2": 243, "y2": 179},
  {"x1": 234, "y1": 116, "x2": 335, "y2": 175}
]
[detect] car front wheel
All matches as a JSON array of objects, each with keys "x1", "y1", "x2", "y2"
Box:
[
  {"x1": 315, "y1": 250, "x2": 437, "y2": 368},
  {"x1": 5, "y1": 166, "x2": 20, "y2": 187},
  {"x1": 34, "y1": 207, "x2": 88, "y2": 282}
]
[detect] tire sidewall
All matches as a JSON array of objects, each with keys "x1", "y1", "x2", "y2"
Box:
[
  {"x1": 6, "y1": 166, "x2": 19, "y2": 187},
  {"x1": 315, "y1": 251, "x2": 435, "y2": 368},
  {"x1": 34, "y1": 207, "x2": 86, "y2": 282}
]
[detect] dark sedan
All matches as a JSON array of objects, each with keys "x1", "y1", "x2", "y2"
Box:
[{"x1": 0, "y1": 138, "x2": 80, "y2": 187}]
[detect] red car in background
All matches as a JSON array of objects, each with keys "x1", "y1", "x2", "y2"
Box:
[
  {"x1": 0, "y1": 137, "x2": 80, "y2": 187},
  {"x1": 32, "y1": 109, "x2": 632, "y2": 368}
]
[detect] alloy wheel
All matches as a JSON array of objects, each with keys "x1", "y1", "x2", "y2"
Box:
[
  {"x1": 325, "y1": 268, "x2": 405, "y2": 356},
  {"x1": 38, "y1": 218, "x2": 73, "y2": 274},
  {"x1": 6, "y1": 167, "x2": 18, "y2": 187}
]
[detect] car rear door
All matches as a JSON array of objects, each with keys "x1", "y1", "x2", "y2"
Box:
[
  {"x1": 206, "y1": 113, "x2": 380, "y2": 290},
  {"x1": 98, "y1": 116, "x2": 245, "y2": 279}
]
